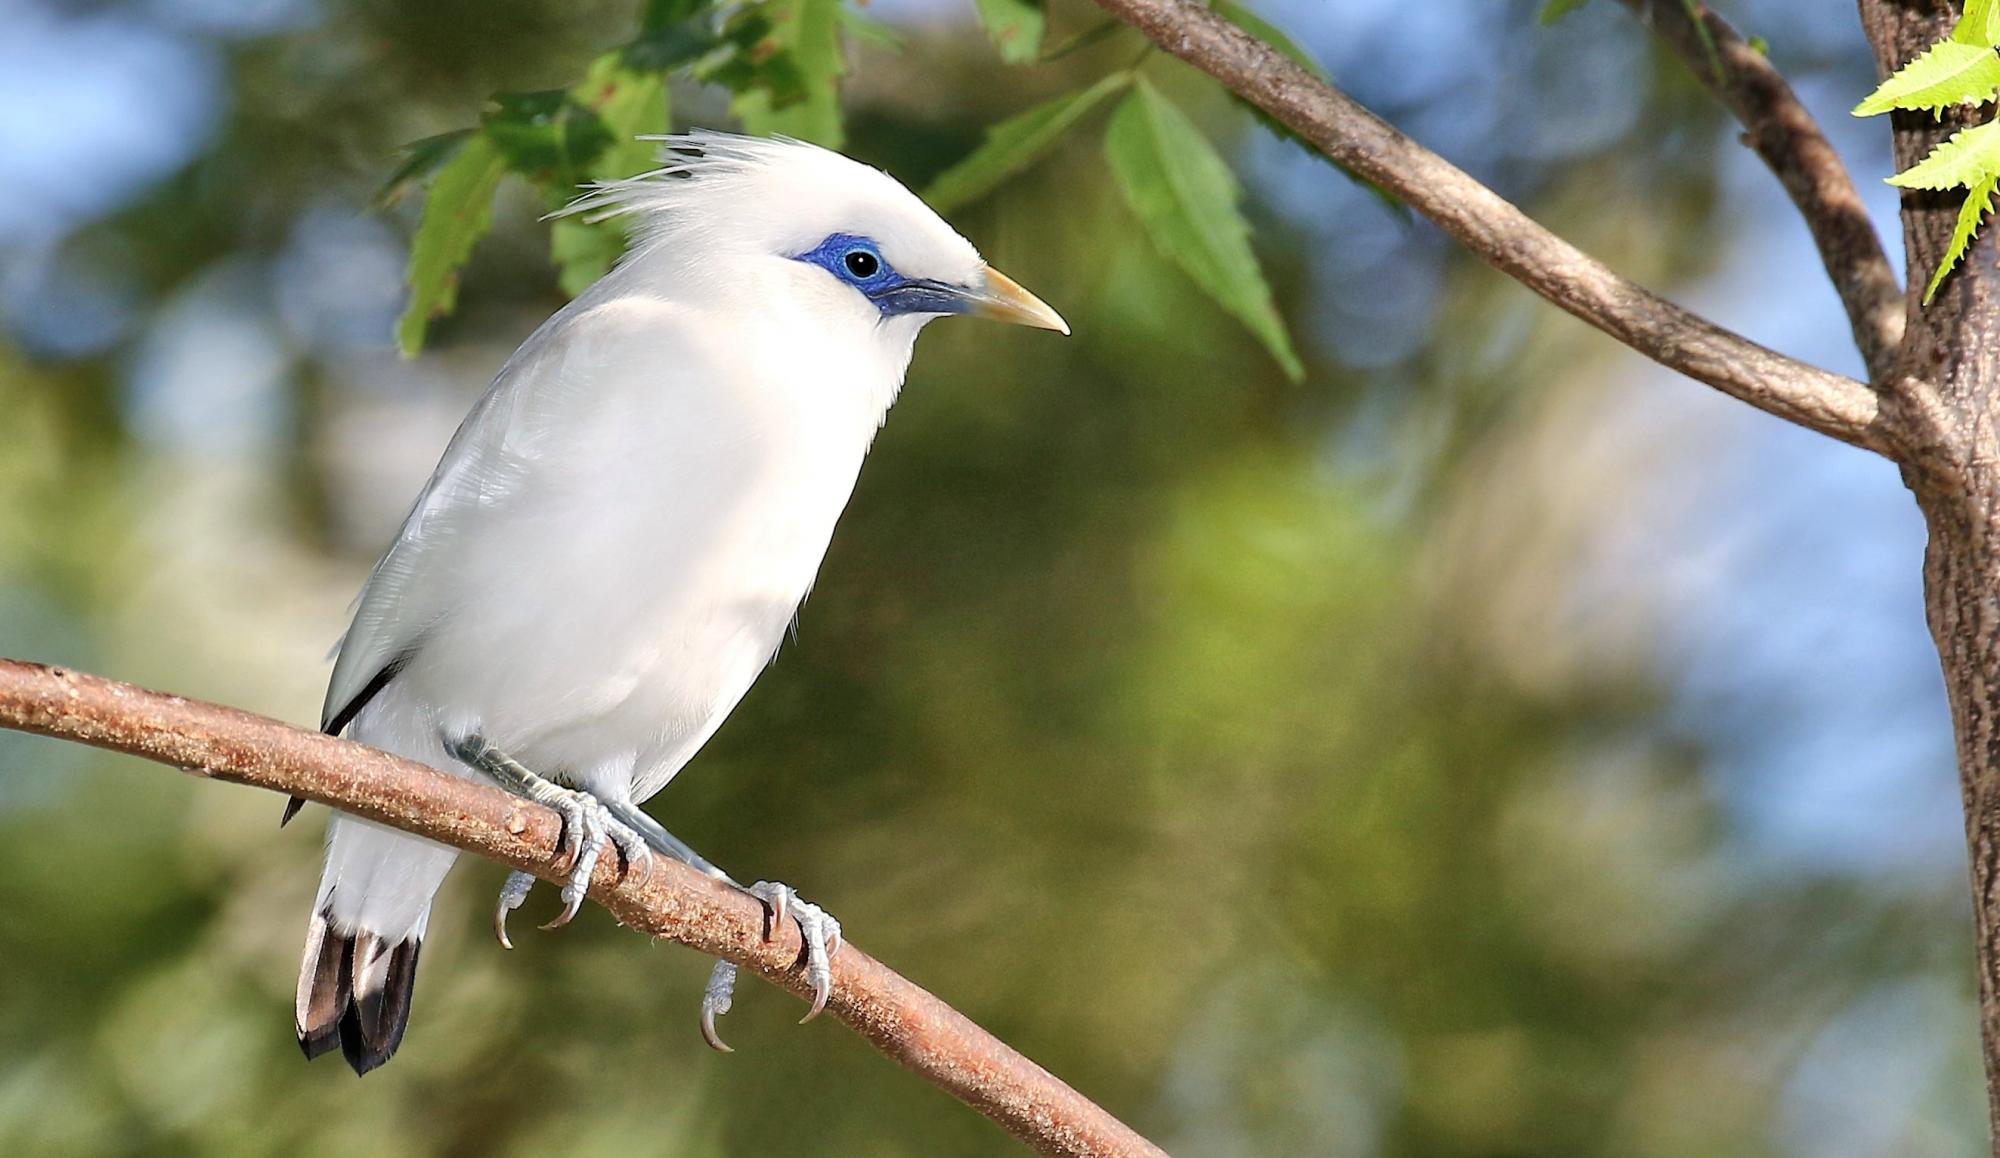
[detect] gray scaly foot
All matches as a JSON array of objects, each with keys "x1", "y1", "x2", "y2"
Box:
[
  {"x1": 700, "y1": 881, "x2": 843, "y2": 1050},
  {"x1": 448, "y1": 734, "x2": 653, "y2": 940}
]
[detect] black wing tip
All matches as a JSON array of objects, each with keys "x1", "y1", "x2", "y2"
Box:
[{"x1": 323, "y1": 654, "x2": 409, "y2": 742}]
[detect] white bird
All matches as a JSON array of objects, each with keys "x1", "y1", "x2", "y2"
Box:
[{"x1": 292, "y1": 132, "x2": 1067, "y2": 1074}]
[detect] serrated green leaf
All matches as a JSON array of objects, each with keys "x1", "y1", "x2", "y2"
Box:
[
  {"x1": 1927, "y1": 172, "x2": 1999, "y2": 302},
  {"x1": 733, "y1": 0, "x2": 845, "y2": 147},
  {"x1": 1888, "y1": 117, "x2": 2000, "y2": 189},
  {"x1": 1538, "y1": 0, "x2": 1589, "y2": 25},
  {"x1": 571, "y1": 55, "x2": 669, "y2": 181},
  {"x1": 924, "y1": 73, "x2": 1130, "y2": 214},
  {"x1": 621, "y1": 21, "x2": 722, "y2": 72},
  {"x1": 1853, "y1": 39, "x2": 2000, "y2": 115},
  {"x1": 1957, "y1": 0, "x2": 2000, "y2": 47},
  {"x1": 973, "y1": 0, "x2": 1046, "y2": 64},
  {"x1": 1216, "y1": 0, "x2": 1324, "y2": 79},
  {"x1": 377, "y1": 129, "x2": 475, "y2": 208},
  {"x1": 396, "y1": 135, "x2": 509, "y2": 356},
  {"x1": 548, "y1": 58, "x2": 670, "y2": 297},
  {"x1": 1104, "y1": 80, "x2": 1302, "y2": 380},
  {"x1": 482, "y1": 89, "x2": 615, "y2": 191}
]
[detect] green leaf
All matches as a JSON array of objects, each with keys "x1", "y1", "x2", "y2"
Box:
[
  {"x1": 377, "y1": 129, "x2": 475, "y2": 207},
  {"x1": 1215, "y1": 0, "x2": 1324, "y2": 79},
  {"x1": 1538, "y1": 0, "x2": 1589, "y2": 25},
  {"x1": 621, "y1": 21, "x2": 722, "y2": 72},
  {"x1": 640, "y1": 0, "x2": 708, "y2": 32},
  {"x1": 571, "y1": 55, "x2": 669, "y2": 181},
  {"x1": 972, "y1": 0, "x2": 1046, "y2": 64},
  {"x1": 550, "y1": 216, "x2": 626, "y2": 297},
  {"x1": 549, "y1": 57, "x2": 670, "y2": 297},
  {"x1": 396, "y1": 134, "x2": 509, "y2": 356},
  {"x1": 924, "y1": 73, "x2": 1131, "y2": 214},
  {"x1": 733, "y1": 0, "x2": 845, "y2": 147},
  {"x1": 1038, "y1": 19, "x2": 1124, "y2": 63},
  {"x1": 1956, "y1": 0, "x2": 2000, "y2": 47},
  {"x1": 482, "y1": 90, "x2": 615, "y2": 190},
  {"x1": 1887, "y1": 117, "x2": 2000, "y2": 189},
  {"x1": 1853, "y1": 39, "x2": 2000, "y2": 115},
  {"x1": 841, "y1": 6, "x2": 907, "y2": 52},
  {"x1": 1104, "y1": 80, "x2": 1303, "y2": 380},
  {"x1": 1926, "y1": 172, "x2": 1999, "y2": 302}
]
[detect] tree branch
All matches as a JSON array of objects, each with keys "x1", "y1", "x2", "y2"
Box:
[
  {"x1": 1089, "y1": 0, "x2": 1901, "y2": 458},
  {"x1": 0, "y1": 659, "x2": 1170, "y2": 1158},
  {"x1": 1618, "y1": 0, "x2": 1905, "y2": 385}
]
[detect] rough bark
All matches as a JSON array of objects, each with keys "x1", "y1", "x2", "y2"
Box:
[
  {"x1": 0, "y1": 660, "x2": 1170, "y2": 1158},
  {"x1": 1858, "y1": 4, "x2": 2000, "y2": 1150},
  {"x1": 1620, "y1": 0, "x2": 1905, "y2": 383}
]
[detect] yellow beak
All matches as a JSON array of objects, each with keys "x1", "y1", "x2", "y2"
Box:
[{"x1": 967, "y1": 267, "x2": 1070, "y2": 335}]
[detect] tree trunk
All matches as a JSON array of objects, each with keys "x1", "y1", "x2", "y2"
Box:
[{"x1": 1863, "y1": 3, "x2": 2000, "y2": 1147}]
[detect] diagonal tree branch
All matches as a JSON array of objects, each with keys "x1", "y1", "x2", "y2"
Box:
[
  {"x1": 1618, "y1": 0, "x2": 1906, "y2": 385},
  {"x1": 0, "y1": 659, "x2": 1170, "y2": 1158},
  {"x1": 1088, "y1": 0, "x2": 1902, "y2": 458}
]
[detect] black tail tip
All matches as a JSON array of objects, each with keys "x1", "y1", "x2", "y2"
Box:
[{"x1": 297, "y1": 913, "x2": 422, "y2": 1077}]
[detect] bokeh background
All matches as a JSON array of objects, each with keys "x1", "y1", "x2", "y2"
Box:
[{"x1": 0, "y1": 0, "x2": 1978, "y2": 1154}]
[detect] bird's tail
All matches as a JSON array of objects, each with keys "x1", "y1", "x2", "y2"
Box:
[
  {"x1": 296, "y1": 908, "x2": 422, "y2": 1074},
  {"x1": 297, "y1": 815, "x2": 458, "y2": 1075}
]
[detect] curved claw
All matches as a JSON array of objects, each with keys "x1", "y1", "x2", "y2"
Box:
[
  {"x1": 743, "y1": 881, "x2": 842, "y2": 1024},
  {"x1": 494, "y1": 869, "x2": 536, "y2": 949},
  {"x1": 701, "y1": 959, "x2": 738, "y2": 1052},
  {"x1": 610, "y1": 827, "x2": 654, "y2": 888},
  {"x1": 543, "y1": 827, "x2": 602, "y2": 930}
]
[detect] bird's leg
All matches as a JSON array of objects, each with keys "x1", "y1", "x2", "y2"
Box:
[
  {"x1": 447, "y1": 734, "x2": 841, "y2": 1048},
  {"x1": 695, "y1": 884, "x2": 843, "y2": 1050},
  {"x1": 446, "y1": 733, "x2": 653, "y2": 937},
  {"x1": 601, "y1": 804, "x2": 843, "y2": 1049},
  {"x1": 602, "y1": 800, "x2": 732, "y2": 883}
]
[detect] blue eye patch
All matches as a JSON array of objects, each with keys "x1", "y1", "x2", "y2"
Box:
[{"x1": 792, "y1": 233, "x2": 972, "y2": 320}]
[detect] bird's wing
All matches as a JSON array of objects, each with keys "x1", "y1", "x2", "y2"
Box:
[{"x1": 322, "y1": 295, "x2": 676, "y2": 733}]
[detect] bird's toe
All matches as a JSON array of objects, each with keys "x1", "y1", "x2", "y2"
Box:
[{"x1": 494, "y1": 869, "x2": 536, "y2": 949}]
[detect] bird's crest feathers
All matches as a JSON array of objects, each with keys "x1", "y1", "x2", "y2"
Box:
[{"x1": 555, "y1": 131, "x2": 981, "y2": 281}]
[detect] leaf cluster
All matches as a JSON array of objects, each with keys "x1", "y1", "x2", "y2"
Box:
[
  {"x1": 394, "y1": 0, "x2": 842, "y2": 353},
  {"x1": 1856, "y1": 0, "x2": 2000, "y2": 303},
  {"x1": 393, "y1": 0, "x2": 1339, "y2": 379}
]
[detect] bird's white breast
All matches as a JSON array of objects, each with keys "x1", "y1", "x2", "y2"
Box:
[{"x1": 401, "y1": 292, "x2": 907, "y2": 798}]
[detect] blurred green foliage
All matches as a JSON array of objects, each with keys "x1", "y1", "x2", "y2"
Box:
[
  {"x1": 391, "y1": 0, "x2": 1304, "y2": 374},
  {"x1": 0, "y1": 1, "x2": 1986, "y2": 1156}
]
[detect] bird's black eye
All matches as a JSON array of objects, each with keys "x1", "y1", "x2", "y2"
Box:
[{"x1": 843, "y1": 248, "x2": 881, "y2": 279}]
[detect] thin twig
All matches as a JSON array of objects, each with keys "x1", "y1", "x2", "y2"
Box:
[
  {"x1": 1088, "y1": 0, "x2": 1900, "y2": 458},
  {"x1": 0, "y1": 659, "x2": 1170, "y2": 1158},
  {"x1": 1621, "y1": 0, "x2": 1906, "y2": 384}
]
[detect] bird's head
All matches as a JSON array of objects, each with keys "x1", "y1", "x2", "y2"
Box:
[{"x1": 561, "y1": 132, "x2": 1068, "y2": 340}]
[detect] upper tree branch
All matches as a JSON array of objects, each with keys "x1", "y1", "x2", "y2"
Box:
[
  {"x1": 0, "y1": 659, "x2": 1170, "y2": 1158},
  {"x1": 1620, "y1": 0, "x2": 1905, "y2": 385},
  {"x1": 1089, "y1": 0, "x2": 1901, "y2": 458}
]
